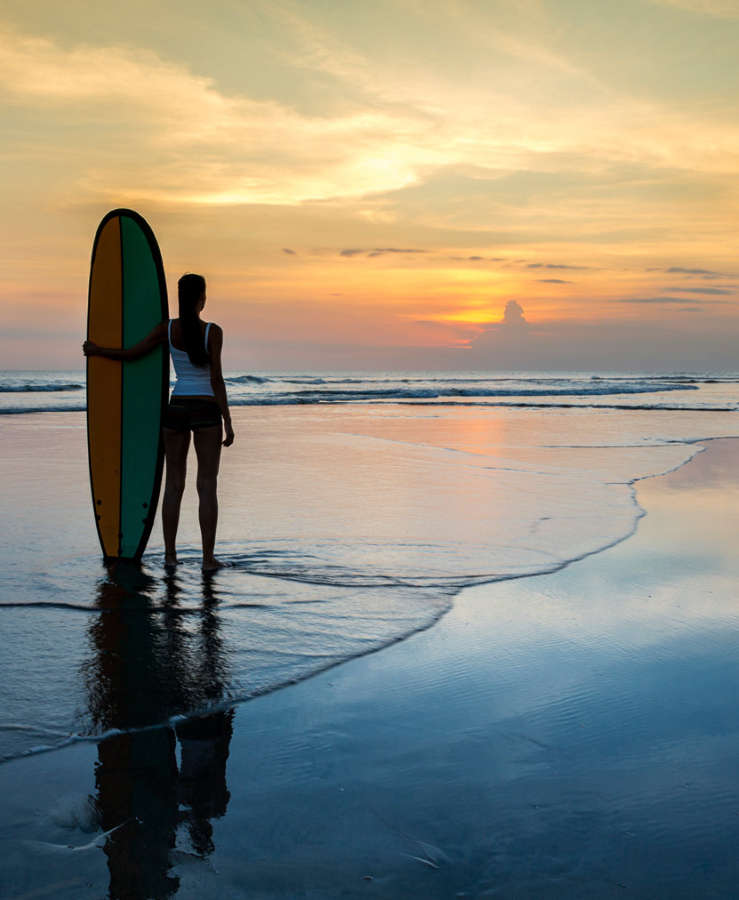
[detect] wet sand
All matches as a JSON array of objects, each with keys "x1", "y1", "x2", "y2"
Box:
[{"x1": 1, "y1": 439, "x2": 738, "y2": 898}]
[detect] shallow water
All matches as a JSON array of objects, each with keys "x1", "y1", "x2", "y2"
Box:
[
  {"x1": 1, "y1": 399, "x2": 738, "y2": 763},
  {"x1": 0, "y1": 438, "x2": 737, "y2": 899}
]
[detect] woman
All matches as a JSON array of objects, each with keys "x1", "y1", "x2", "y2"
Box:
[{"x1": 84, "y1": 273, "x2": 234, "y2": 571}]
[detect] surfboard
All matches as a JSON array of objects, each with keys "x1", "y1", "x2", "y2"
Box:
[{"x1": 86, "y1": 209, "x2": 169, "y2": 561}]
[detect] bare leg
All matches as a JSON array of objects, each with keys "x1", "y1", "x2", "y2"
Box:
[
  {"x1": 193, "y1": 425, "x2": 223, "y2": 570},
  {"x1": 162, "y1": 428, "x2": 191, "y2": 565}
]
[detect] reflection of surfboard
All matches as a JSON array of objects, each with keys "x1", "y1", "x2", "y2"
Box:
[{"x1": 86, "y1": 209, "x2": 168, "y2": 561}]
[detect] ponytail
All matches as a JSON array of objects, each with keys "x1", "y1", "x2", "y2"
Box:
[{"x1": 177, "y1": 273, "x2": 209, "y2": 367}]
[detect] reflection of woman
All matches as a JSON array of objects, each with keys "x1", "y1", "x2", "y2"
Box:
[
  {"x1": 177, "y1": 709, "x2": 234, "y2": 857},
  {"x1": 86, "y1": 565, "x2": 234, "y2": 898},
  {"x1": 83, "y1": 273, "x2": 234, "y2": 571},
  {"x1": 86, "y1": 569, "x2": 181, "y2": 899},
  {"x1": 173, "y1": 570, "x2": 233, "y2": 858}
]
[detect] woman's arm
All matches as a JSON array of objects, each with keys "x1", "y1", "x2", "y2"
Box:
[
  {"x1": 208, "y1": 324, "x2": 234, "y2": 447},
  {"x1": 83, "y1": 322, "x2": 168, "y2": 361}
]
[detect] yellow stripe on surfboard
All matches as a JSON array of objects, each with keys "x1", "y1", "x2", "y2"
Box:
[{"x1": 87, "y1": 216, "x2": 122, "y2": 557}]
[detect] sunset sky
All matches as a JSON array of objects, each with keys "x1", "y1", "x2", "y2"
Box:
[{"x1": 1, "y1": 0, "x2": 738, "y2": 370}]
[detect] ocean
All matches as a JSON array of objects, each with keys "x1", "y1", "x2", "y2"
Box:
[
  {"x1": 1, "y1": 370, "x2": 738, "y2": 765},
  {"x1": 1, "y1": 370, "x2": 738, "y2": 414}
]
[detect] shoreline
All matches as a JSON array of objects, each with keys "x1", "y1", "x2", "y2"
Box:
[
  {"x1": 0, "y1": 431, "x2": 720, "y2": 770},
  {"x1": 1, "y1": 437, "x2": 738, "y2": 897}
]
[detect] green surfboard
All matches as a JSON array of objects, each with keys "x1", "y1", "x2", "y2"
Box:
[{"x1": 87, "y1": 209, "x2": 169, "y2": 561}]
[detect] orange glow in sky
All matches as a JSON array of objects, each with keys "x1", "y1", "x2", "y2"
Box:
[{"x1": 0, "y1": 2, "x2": 737, "y2": 370}]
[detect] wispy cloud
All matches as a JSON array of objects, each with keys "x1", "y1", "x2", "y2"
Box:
[
  {"x1": 446, "y1": 255, "x2": 505, "y2": 262},
  {"x1": 539, "y1": 278, "x2": 572, "y2": 284},
  {"x1": 368, "y1": 248, "x2": 427, "y2": 257},
  {"x1": 665, "y1": 266, "x2": 725, "y2": 275},
  {"x1": 615, "y1": 296, "x2": 726, "y2": 303},
  {"x1": 0, "y1": 25, "x2": 442, "y2": 206},
  {"x1": 527, "y1": 263, "x2": 588, "y2": 270},
  {"x1": 667, "y1": 286, "x2": 733, "y2": 295},
  {"x1": 3, "y1": 10, "x2": 738, "y2": 218},
  {"x1": 340, "y1": 248, "x2": 427, "y2": 258}
]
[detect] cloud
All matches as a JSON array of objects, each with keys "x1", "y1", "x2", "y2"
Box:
[
  {"x1": 647, "y1": 266, "x2": 732, "y2": 281},
  {"x1": 502, "y1": 300, "x2": 528, "y2": 328},
  {"x1": 474, "y1": 300, "x2": 529, "y2": 337},
  {"x1": 0, "y1": 25, "x2": 444, "y2": 206},
  {"x1": 368, "y1": 248, "x2": 427, "y2": 257},
  {"x1": 615, "y1": 296, "x2": 724, "y2": 304},
  {"x1": 465, "y1": 305, "x2": 739, "y2": 370},
  {"x1": 282, "y1": 247, "x2": 296, "y2": 255},
  {"x1": 4, "y1": 9, "x2": 739, "y2": 219},
  {"x1": 340, "y1": 247, "x2": 427, "y2": 258},
  {"x1": 446, "y1": 255, "x2": 505, "y2": 262},
  {"x1": 668, "y1": 286, "x2": 733, "y2": 295},
  {"x1": 526, "y1": 263, "x2": 588, "y2": 270},
  {"x1": 665, "y1": 266, "x2": 723, "y2": 276},
  {"x1": 538, "y1": 278, "x2": 572, "y2": 284}
]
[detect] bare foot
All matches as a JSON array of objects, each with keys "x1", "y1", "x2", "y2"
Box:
[
  {"x1": 202, "y1": 557, "x2": 223, "y2": 572},
  {"x1": 164, "y1": 553, "x2": 178, "y2": 568}
]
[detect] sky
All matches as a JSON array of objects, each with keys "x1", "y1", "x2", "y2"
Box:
[{"x1": 1, "y1": 0, "x2": 738, "y2": 371}]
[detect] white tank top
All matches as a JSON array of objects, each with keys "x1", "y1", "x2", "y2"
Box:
[{"x1": 169, "y1": 319, "x2": 215, "y2": 397}]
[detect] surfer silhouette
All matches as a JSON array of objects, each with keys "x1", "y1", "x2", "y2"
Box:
[{"x1": 84, "y1": 273, "x2": 233, "y2": 571}]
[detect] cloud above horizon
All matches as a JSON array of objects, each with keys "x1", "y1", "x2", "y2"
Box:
[
  {"x1": 527, "y1": 263, "x2": 589, "y2": 271},
  {"x1": 668, "y1": 286, "x2": 733, "y2": 295},
  {"x1": 502, "y1": 300, "x2": 528, "y2": 328},
  {"x1": 615, "y1": 296, "x2": 728, "y2": 304},
  {"x1": 339, "y1": 248, "x2": 428, "y2": 258}
]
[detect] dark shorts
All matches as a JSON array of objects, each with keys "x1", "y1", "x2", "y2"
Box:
[{"x1": 163, "y1": 398, "x2": 222, "y2": 433}]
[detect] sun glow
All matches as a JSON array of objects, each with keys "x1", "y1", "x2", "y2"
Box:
[{"x1": 0, "y1": 3, "x2": 737, "y2": 369}]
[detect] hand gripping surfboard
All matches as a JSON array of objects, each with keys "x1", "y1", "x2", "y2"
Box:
[{"x1": 86, "y1": 209, "x2": 169, "y2": 561}]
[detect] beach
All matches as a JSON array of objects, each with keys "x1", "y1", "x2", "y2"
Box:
[
  {"x1": 1, "y1": 375, "x2": 738, "y2": 898},
  {"x1": 4, "y1": 0, "x2": 739, "y2": 895}
]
